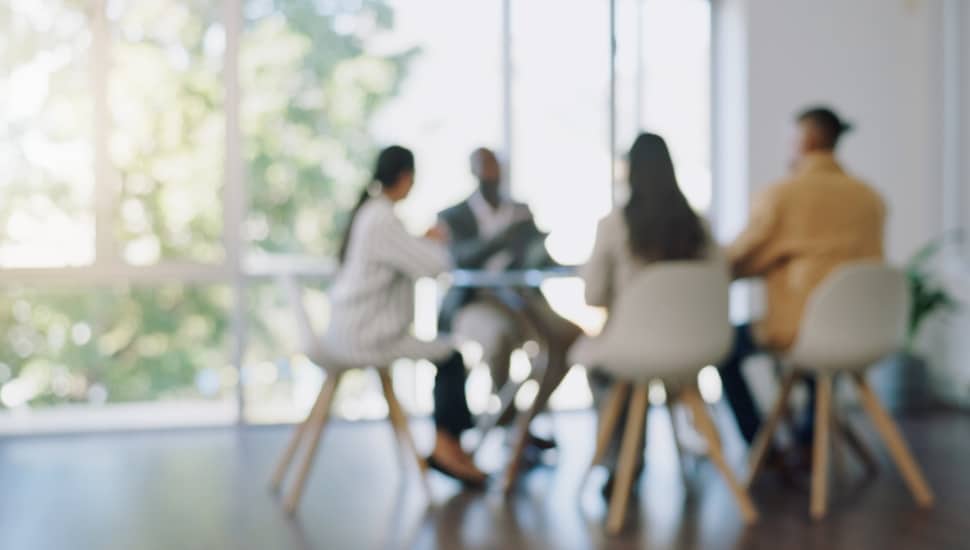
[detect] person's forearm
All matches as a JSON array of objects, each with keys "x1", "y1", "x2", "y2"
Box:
[{"x1": 450, "y1": 237, "x2": 504, "y2": 268}]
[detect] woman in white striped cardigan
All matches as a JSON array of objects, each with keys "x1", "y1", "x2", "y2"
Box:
[{"x1": 325, "y1": 146, "x2": 486, "y2": 486}]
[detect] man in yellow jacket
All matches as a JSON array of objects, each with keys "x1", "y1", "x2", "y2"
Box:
[{"x1": 719, "y1": 106, "x2": 886, "y2": 447}]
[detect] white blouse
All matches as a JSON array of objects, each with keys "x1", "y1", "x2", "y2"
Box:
[
  {"x1": 581, "y1": 210, "x2": 722, "y2": 310},
  {"x1": 324, "y1": 196, "x2": 454, "y2": 365}
]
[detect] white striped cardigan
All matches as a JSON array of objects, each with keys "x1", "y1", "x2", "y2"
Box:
[{"x1": 323, "y1": 195, "x2": 454, "y2": 366}]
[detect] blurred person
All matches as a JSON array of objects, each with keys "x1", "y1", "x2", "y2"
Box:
[
  {"x1": 572, "y1": 133, "x2": 721, "y2": 497},
  {"x1": 718, "y1": 106, "x2": 885, "y2": 453},
  {"x1": 326, "y1": 145, "x2": 485, "y2": 486},
  {"x1": 437, "y1": 147, "x2": 581, "y2": 453}
]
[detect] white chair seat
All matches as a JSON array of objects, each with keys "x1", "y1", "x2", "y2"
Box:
[
  {"x1": 308, "y1": 337, "x2": 455, "y2": 373},
  {"x1": 279, "y1": 274, "x2": 454, "y2": 371},
  {"x1": 786, "y1": 262, "x2": 910, "y2": 372},
  {"x1": 572, "y1": 336, "x2": 713, "y2": 387},
  {"x1": 574, "y1": 261, "x2": 732, "y2": 382}
]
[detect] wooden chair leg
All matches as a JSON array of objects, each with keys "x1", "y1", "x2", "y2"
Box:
[
  {"x1": 852, "y1": 372, "x2": 934, "y2": 507},
  {"x1": 682, "y1": 385, "x2": 758, "y2": 525},
  {"x1": 270, "y1": 370, "x2": 333, "y2": 493},
  {"x1": 665, "y1": 398, "x2": 690, "y2": 488},
  {"x1": 605, "y1": 383, "x2": 649, "y2": 535},
  {"x1": 810, "y1": 372, "x2": 833, "y2": 520},
  {"x1": 284, "y1": 372, "x2": 341, "y2": 515},
  {"x1": 379, "y1": 369, "x2": 431, "y2": 497},
  {"x1": 746, "y1": 371, "x2": 799, "y2": 487},
  {"x1": 588, "y1": 383, "x2": 631, "y2": 474}
]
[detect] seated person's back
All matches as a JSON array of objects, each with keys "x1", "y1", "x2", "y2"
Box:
[
  {"x1": 582, "y1": 206, "x2": 721, "y2": 312},
  {"x1": 575, "y1": 132, "x2": 719, "y2": 494},
  {"x1": 729, "y1": 146, "x2": 885, "y2": 351},
  {"x1": 719, "y1": 106, "x2": 887, "y2": 448},
  {"x1": 579, "y1": 132, "x2": 721, "y2": 349}
]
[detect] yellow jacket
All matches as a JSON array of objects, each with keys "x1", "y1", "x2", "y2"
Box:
[{"x1": 728, "y1": 152, "x2": 886, "y2": 351}]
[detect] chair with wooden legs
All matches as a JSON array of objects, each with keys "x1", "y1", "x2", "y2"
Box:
[
  {"x1": 746, "y1": 262, "x2": 934, "y2": 520},
  {"x1": 575, "y1": 263, "x2": 758, "y2": 535},
  {"x1": 268, "y1": 276, "x2": 430, "y2": 515}
]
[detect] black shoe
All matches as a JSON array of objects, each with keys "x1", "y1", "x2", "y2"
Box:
[
  {"x1": 518, "y1": 444, "x2": 548, "y2": 472},
  {"x1": 426, "y1": 456, "x2": 488, "y2": 489},
  {"x1": 754, "y1": 446, "x2": 810, "y2": 493},
  {"x1": 527, "y1": 434, "x2": 557, "y2": 452}
]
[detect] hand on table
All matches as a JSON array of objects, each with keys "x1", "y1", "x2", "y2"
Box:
[{"x1": 424, "y1": 223, "x2": 450, "y2": 243}]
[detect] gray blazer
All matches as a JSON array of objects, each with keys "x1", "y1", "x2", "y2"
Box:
[{"x1": 436, "y1": 197, "x2": 549, "y2": 331}]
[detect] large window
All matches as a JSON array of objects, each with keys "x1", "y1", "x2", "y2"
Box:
[
  {"x1": 371, "y1": 0, "x2": 504, "y2": 234},
  {"x1": 238, "y1": 0, "x2": 504, "y2": 423},
  {"x1": 0, "y1": 0, "x2": 712, "y2": 431},
  {"x1": 1, "y1": 0, "x2": 95, "y2": 268},
  {"x1": 510, "y1": 1, "x2": 612, "y2": 266},
  {"x1": 615, "y1": 0, "x2": 712, "y2": 213},
  {"x1": 639, "y1": 0, "x2": 711, "y2": 212},
  {"x1": 240, "y1": 0, "x2": 396, "y2": 259},
  {"x1": 0, "y1": 283, "x2": 234, "y2": 434},
  {"x1": 110, "y1": 0, "x2": 226, "y2": 265},
  {"x1": 1, "y1": 0, "x2": 238, "y2": 433}
]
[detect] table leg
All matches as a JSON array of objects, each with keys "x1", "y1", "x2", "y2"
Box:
[{"x1": 502, "y1": 353, "x2": 571, "y2": 494}]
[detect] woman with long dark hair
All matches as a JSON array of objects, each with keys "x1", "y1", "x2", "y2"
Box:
[
  {"x1": 574, "y1": 133, "x2": 719, "y2": 496},
  {"x1": 581, "y1": 132, "x2": 713, "y2": 309},
  {"x1": 325, "y1": 145, "x2": 486, "y2": 486}
]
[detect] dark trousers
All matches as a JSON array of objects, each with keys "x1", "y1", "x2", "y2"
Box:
[
  {"x1": 718, "y1": 323, "x2": 816, "y2": 446},
  {"x1": 432, "y1": 351, "x2": 474, "y2": 437}
]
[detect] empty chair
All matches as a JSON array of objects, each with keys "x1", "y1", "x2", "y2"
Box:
[
  {"x1": 268, "y1": 275, "x2": 429, "y2": 515},
  {"x1": 575, "y1": 262, "x2": 758, "y2": 534},
  {"x1": 746, "y1": 262, "x2": 935, "y2": 519}
]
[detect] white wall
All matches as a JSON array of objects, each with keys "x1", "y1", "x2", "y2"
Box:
[
  {"x1": 719, "y1": 0, "x2": 941, "y2": 261},
  {"x1": 948, "y1": 0, "x2": 970, "y2": 264},
  {"x1": 712, "y1": 0, "x2": 970, "y2": 405}
]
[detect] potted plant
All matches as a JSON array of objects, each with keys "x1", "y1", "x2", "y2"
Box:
[{"x1": 870, "y1": 229, "x2": 963, "y2": 411}]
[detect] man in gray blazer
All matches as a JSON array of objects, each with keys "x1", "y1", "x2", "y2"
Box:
[{"x1": 438, "y1": 148, "x2": 581, "y2": 448}]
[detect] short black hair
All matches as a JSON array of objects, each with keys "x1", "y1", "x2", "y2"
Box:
[{"x1": 797, "y1": 106, "x2": 853, "y2": 149}]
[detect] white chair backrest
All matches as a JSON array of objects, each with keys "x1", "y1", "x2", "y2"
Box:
[
  {"x1": 788, "y1": 262, "x2": 909, "y2": 371},
  {"x1": 592, "y1": 262, "x2": 732, "y2": 382},
  {"x1": 277, "y1": 275, "x2": 320, "y2": 359}
]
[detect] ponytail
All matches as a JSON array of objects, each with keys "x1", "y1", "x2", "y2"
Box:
[
  {"x1": 338, "y1": 187, "x2": 372, "y2": 264},
  {"x1": 336, "y1": 145, "x2": 415, "y2": 265}
]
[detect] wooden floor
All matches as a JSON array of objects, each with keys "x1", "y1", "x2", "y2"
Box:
[{"x1": 0, "y1": 406, "x2": 967, "y2": 550}]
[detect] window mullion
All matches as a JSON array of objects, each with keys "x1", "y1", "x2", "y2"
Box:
[
  {"x1": 92, "y1": 0, "x2": 119, "y2": 268},
  {"x1": 501, "y1": 0, "x2": 512, "y2": 195},
  {"x1": 223, "y1": 0, "x2": 248, "y2": 423}
]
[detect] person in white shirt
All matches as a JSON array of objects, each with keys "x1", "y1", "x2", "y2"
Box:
[
  {"x1": 326, "y1": 145, "x2": 486, "y2": 486},
  {"x1": 437, "y1": 148, "x2": 581, "y2": 452}
]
